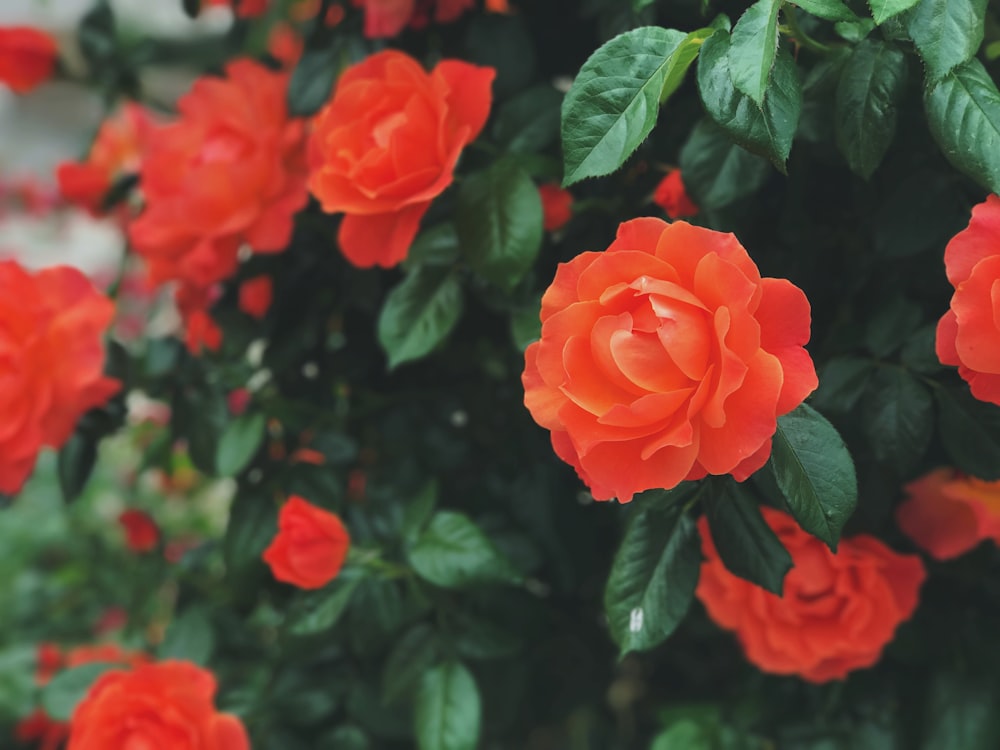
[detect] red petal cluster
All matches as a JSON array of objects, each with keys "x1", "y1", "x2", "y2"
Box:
[{"x1": 263, "y1": 496, "x2": 351, "y2": 589}]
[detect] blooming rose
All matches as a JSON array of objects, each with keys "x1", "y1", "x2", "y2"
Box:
[
  {"x1": 538, "y1": 183, "x2": 573, "y2": 232},
  {"x1": 697, "y1": 507, "x2": 926, "y2": 683},
  {"x1": 936, "y1": 194, "x2": 1000, "y2": 405},
  {"x1": 67, "y1": 660, "x2": 248, "y2": 750},
  {"x1": 652, "y1": 170, "x2": 698, "y2": 219},
  {"x1": 308, "y1": 50, "x2": 494, "y2": 267},
  {"x1": 0, "y1": 27, "x2": 57, "y2": 94},
  {"x1": 118, "y1": 509, "x2": 160, "y2": 553},
  {"x1": 263, "y1": 495, "x2": 350, "y2": 589},
  {"x1": 522, "y1": 218, "x2": 817, "y2": 502},
  {"x1": 238, "y1": 275, "x2": 273, "y2": 319},
  {"x1": 896, "y1": 467, "x2": 1000, "y2": 560},
  {"x1": 0, "y1": 261, "x2": 119, "y2": 495}
]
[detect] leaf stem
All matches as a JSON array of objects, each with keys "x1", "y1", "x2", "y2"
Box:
[{"x1": 781, "y1": 6, "x2": 834, "y2": 55}]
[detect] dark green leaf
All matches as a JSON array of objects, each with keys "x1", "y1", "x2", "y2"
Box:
[
  {"x1": 288, "y1": 575, "x2": 362, "y2": 636},
  {"x1": 811, "y1": 356, "x2": 876, "y2": 413},
  {"x1": 493, "y1": 85, "x2": 563, "y2": 154},
  {"x1": 925, "y1": 58, "x2": 1000, "y2": 195},
  {"x1": 679, "y1": 119, "x2": 771, "y2": 209},
  {"x1": 182, "y1": 0, "x2": 201, "y2": 18},
  {"x1": 834, "y1": 38, "x2": 907, "y2": 179},
  {"x1": 510, "y1": 297, "x2": 542, "y2": 351},
  {"x1": 78, "y1": 4, "x2": 116, "y2": 66},
  {"x1": 216, "y1": 412, "x2": 265, "y2": 478},
  {"x1": 401, "y1": 482, "x2": 438, "y2": 544},
  {"x1": 42, "y1": 663, "x2": 114, "y2": 722},
  {"x1": 407, "y1": 512, "x2": 523, "y2": 588},
  {"x1": 402, "y1": 224, "x2": 460, "y2": 271},
  {"x1": 382, "y1": 624, "x2": 442, "y2": 704},
  {"x1": 159, "y1": 607, "x2": 215, "y2": 665},
  {"x1": 457, "y1": 160, "x2": 542, "y2": 291},
  {"x1": 861, "y1": 368, "x2": 933, "y2": 472},
  {"x1": 794, "y1": 0, "x2": 858, "y2": 22},
  {"x1": 560, "y1": 27, "x2": 701, "y2": 184},
  {"x1": 224, "y1": 491, "x2": 277, "y2": 573},
  {"x1": 935, "y1": 385, "x2": 1000, "y2": 480},
  {"x1": 867, "y1": 0, "x2": 920, "y2": 24},
  {"x1": 451, "y1": 612, "x2": 522, "y2": 661},
  {"x1": 921, "y1": 672, "x2": 1000, "y2": 749},
  {"x1": 864, "y1": 295, "x2": 922, "y2": 357},
  {"x1": 697, "y1": 31, "x2": 801, "y2": 171},
  {"x1": 703, "y1": 483, "x2": 792, "y2": 595},
  {"x1": 604, "y1": 502, "x2": 701, "y2": 654},
  {"x1": 769, "y1": 403, "x2": 858, "y2": 550},
  {"x1": 288, "y1": 42, "x2": 342, "y2": 117},
  {"x1": 415, "y1": 662, "x2": 481, "y2": 750},
  {"x1": 58, "y1": 433, "x2": 98, "y2": 502},
  {"x1": 327, "y1": 726, "x2": 371, "y2": 750},
  {"x1": 377, "y1": 267, "x2": 463, "y2": 369},
  {"x1": 906, "y1": 0, "x2": 987, "y2": 81},
  {"x1": 901, "y1": 325, "x2": 945, "y2": 374},
  {"x1": 728, "y1": 0, "x2": 782, "y2": 105}
]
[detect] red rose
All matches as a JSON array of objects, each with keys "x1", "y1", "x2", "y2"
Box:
[
  {"x1": 522, "y1": 218, "x2": 817, "y2": 502},
  {"x1": 67, "y1": 660, "x2": 248, "y2": 750},
  {"x1": 238, "y1": 275, "x2": 273, "y2": 319},
  {"x1": 16, "y1": 709, "x2": 67, "y2": 750},
  {"x1": 0, "y1": 27, "x2": 57, "y2": 94},
  {"x1": 0, "y1": 261, "x2": 120, "y2": 496},
  {"x1": 652, "y1": 170, "x2": 699, "y2": 219},
  {"x1": 352, "y1": 0, "x2": 474, "y2": 38},
  {"x1": 263, "y1": 495, "x2": 350, "y2": 589},
  {"x1": 697, "y1": 507, "x2": 926, "y2": 683},
  {"x1": 936, "y1": 194, "x2": 1000, "y2": 405},
  {"x1": 896, "y1": 467, "x2": 1000, "y2": 560},
  {"x1": 538, "y1": 183, "x2": 573, "y2": 232},
  {"x1": 118, "y1": 509, "x2": 160, "y2": 553},
  {"x1": 308, "y1": 50, "x2": 494, "y2": 267}
]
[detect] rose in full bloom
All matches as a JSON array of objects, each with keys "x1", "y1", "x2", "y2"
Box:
[
  {"x1": 0, "y1": 27, "x2": 57, "y2": 94},
  {"x1": 652, "y1": 170, "x2": 699, "y2": 219},
  {"x1": 118, "y1": 509, "x2": 160, "y2": 553},
  {"x1": 128, "y1": 59, "x2": 308, "y2": 352},
  {"x1": 0, "y1": 261, "x2": 120, "y2": 496},
  {"x1": 697, "y1": 507, "x2": 926, "y2": 683},
  {"x1": 57, "y1": 104, "x2": 158, "y2": 215},
  {"x1": 522, "y1": 218, "x2": 817, "y2": 502},
  {"x1": 309, "y1": 50, "x2": 494, "y2": 267},
  {"x1": 263, "y1": 495, "x2": 350, "y2": 589},
  {"x1": 896, "y1": 467, "x2": 1000, "y2": 560},
  {"x1": 936, "y1": 194, "x2": 1000, "y2": 405},
  {"x1": 67, "y1": 660, "x2": 249, "y2": 750},
  {"x1": 538, "y1": 183, "x2": 573, "y2": 232},
  {"x1": 238, "y1": 275, "x2": 273, "y2": 319}
]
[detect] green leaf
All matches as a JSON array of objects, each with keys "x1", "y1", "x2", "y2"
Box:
[
  {"x1": 377, "y1": 267, "x2": 463, "y2": 369},
  {"x1": 861, "y1": 368, "x2": 934, "y2": 472},
  {"x1": 906, "y1": 0, "x2": 987, "y2": 81},
  {"x1": 415, "y1": 662, "x2": 481, "y2": 750},
  {"x1": 560, "y1": 27, "x2": 701, "y2": 185},
  {"x1": 864, "y1": 295, "x2": 922, "y2": 357},
  {"x1": 288, "y1": 42, "x2": 342, "y2": 117},
  {"x1": 58, "y1": 433, "x2": 98, "y2": 502},
  {"x1": 402, "y1": 224, "x2": 460, "y2": 271},
  {"x1": 407, "y1": 512, "x2": 523, "y2": 588},
  {"x1": 660, "y1": 28, "x2": 715, "y2": 103},
  {"x1": 679, "y1": 119, "x2": 771, "y2": 210},
  {"x1": 224, "y1": 491, "x2": 277, "y2": 574},
  {"x1": 921, "y1": 672, "x2": 1000, "y2": 749},
  {"x1": 867, "y1": 0, "x2": 920, "y2": 24},
  {"x1": 216, "y1": 412, "x2": 265, "y2": 478},
  {"x1": 401, "y1": 481, "x2": 438, "y2": 544},
  {"x1": 42, "y1": 663, "x2": 115, "y2": 722},
  {"x1": 288, "y1": 575, "x2": 362, "y2": 637},
  {"x1": 703, "y1": 483, "x2": 792, "y2": 595},
  {"x1": 159, "y1": 607, "x2": 215, "y2": 665},
  {"x1": 769, "y1": 403, "x2": 858, "y2": 550},
  {"x1": 935, "y1": 386, "x2": 1000, "y2": 481},
  {"x1": 456, "y1": 160, "x2": 542, "y2": 291},
  {"x1": 604, "y1": 502, "x2": 701, "y2": 655},
  {"x1": 696, "y1": 31, "x2": 801, "y2": 171},
  {"x1": 835, "y1": 17, "x2": 876, "y2": 41},
  {"x1": 728, "y1": 0, "x2": 782, "y2": 105},
  {"x1": 493, "y1": 85, "x2": 563, "y2": 154},
  {"x1": 382, "y1": 624, "x2": 442, "y2": 704},
  {"x1": 794, "y1": 0, "x2": 859, "y2": 22},
  {"x1": 834, "y1": 39, "x2": 907, "y2": 179},
  {"x1": 811, "y1": 355, "x2": 875, "y2": 413},
  {"x1": 925, "y1": 58, "x2": 1000, "y2": 195},
  {"x1": 451, "y1": 612, "x2": 522, "y2": 660},
  {"x1": 510, "y1": 297, "x2": 542, "y2": 351},
  {"x1": 182, "y1": 0, "x2": 201, "y2": 18}
]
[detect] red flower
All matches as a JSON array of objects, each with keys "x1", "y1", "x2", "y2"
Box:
[
  {"x1": 0, "y1": 27, "x2": 57, "y2": 94},
  {"x1": 16, "y1": 709, "x2": 68, "y2": 750},
  {"x1": 67, "y1": 660, "x2": 248, "y2": 750},
  {"x1": 652, "y1": 170, "x2": 699, "y2": 219},
  {"x1": 308, "y1": 50, "x2": 494, "y2": 267},
  {"x1": 57, "y1": 104, "x2": 157, "y2": 215},
  {"x1": 36, "y1": 643, "x2": 63, "y2": 686},
  {"x1": 896, "y1": 467, "x2": 1000, "y2": 560},
  {"x1": 697, "y1": 507, "x2": 926, "y2": 683},
  {"x1": 522, "y1": 218, "x2": 817, "y2": 502},
  {"x1": 538, "y1": 183, "x2": 573, "y2": 232},
  {"x1": 204, "y1": 0, "x2": 270, "y2": 17},
  {"x1": 936, "y1": 194, "x2": 1000, "y2": 405},
  {"x1": 352, "y1": 0, "x2": 474, "y2": 38},
  {"x1": 0, "y1": 261, "x2": 119, "y2": 496},
  {"x1": 118, "y1": 509, "x2": 160, "y2": 553},
  {"x1": 238, "y1": 275, "x2": 273, "y2": 319},
  {"x1": 263, "y1": 496, "x2": 350, "y2": 589}
]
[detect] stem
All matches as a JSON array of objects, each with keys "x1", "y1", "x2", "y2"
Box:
[{"x1": 782, "y1": 6, "x2": 834, "y2": 55}]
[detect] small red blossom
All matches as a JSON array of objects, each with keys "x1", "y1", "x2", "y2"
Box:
[
  {"x1": 118, "y1": 509, "x2": 160, "y2": 553},
  {"x1": 652, "y1": 170, "x2": 699, "y2": 219},
  {"x1": 0, "y1": 26, "x2": 58, "y2": 94},
  {"x1": 238, "y1": 275, "x2": 273, "y2": 319},
  {"x1": 538, "y1": 183, "x2": 573, "y2": 232},
  {"x1": 263, "y1": 496, "x2": 350, "y2": 589}
]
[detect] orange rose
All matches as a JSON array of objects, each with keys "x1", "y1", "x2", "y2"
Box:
[
  {"x1": 697, "y1": 507, "x2": 926, "y2": 683},
  {"x1": 896, "y1": 467, "x2": 1000, "y2": 560},
  {"x1": 0, "y1": 27, "x2": 57, "y2": 94},
  {"x1": 936, "y1": 194, "x2": 1000, "y2": 405},
  {"x1": 263, "y1": 495, "x2": 350, "y2": 589},
  {"x1": 308, "y1": 50, "x2": 494, "y2": 267},
  {"x1": 652, "y1": 170, "x2": 698, "y2": 219},
  {"x1": 522, "y1": 218, "x2": 817, "y2": 502},
  {"x1": 67, "y1": 660, "x2": 248, "y2": 750},
  {"x1": 57, "y1": 104, "x2": 157, "y2": 215},
  {"x1": 0, "y1": 261, "x2": 119, "y2": 496},
  {"x1": 538, "y1": 183, "x2": 573, "y2": 232}
]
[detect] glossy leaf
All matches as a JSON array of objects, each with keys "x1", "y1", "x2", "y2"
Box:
[
  {"x1": 216, "y1": 412, "x2": 265, "y2": 478},
  {"x1": 377, "y1": 267, "x2": 463, "y2": 369},
  {"x1": 415, "y1": 662, "x2": 481, "y2": 750},
  {"x1": 679, "y1": 118, "x2": 771, "y2": 209},
  {"x1": 906, "y1": 0, "x2": 987, "y2": 81},
  {"x1": 728, "y1": 0, "x2": 782, "y2": 105},
  {"x1": 935, "y1": 386, "x2": 1000, "y2": 481},
  {"x1": 862, "y1": 368, "x2": 934, "y2": 472},
  {"x1": 794, "y1": 0, "x2": 858, "y2": 21},
  {"x1": 407, "y1": 512, "x2": 523, "y2": 588},
  {"x1": 867, "y1": 0, "x2": 920, "y2": 24}
]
